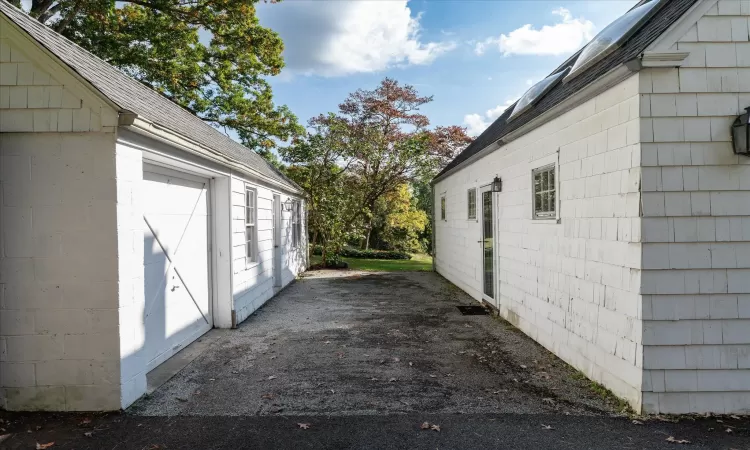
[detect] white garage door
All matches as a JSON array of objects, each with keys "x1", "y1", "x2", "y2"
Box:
[{"x1": 143, "y1": 165, "x2": 212, "y2": 371}]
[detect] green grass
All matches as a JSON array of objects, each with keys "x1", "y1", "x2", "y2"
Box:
[{"x1": 311, "y1": 253, "x2": 433, "y2": 272}]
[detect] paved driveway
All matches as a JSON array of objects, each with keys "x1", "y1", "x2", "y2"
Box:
[
  {"x1": 131, "y1": 270, "x2": 616, "y2": 416},
  {"x1": 3, "y1": 271, "x2": 749, "y2": 449}
]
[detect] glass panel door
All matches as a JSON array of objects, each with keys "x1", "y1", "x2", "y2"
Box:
[{"x1": 481, "y1": 189, "x2": 494, "y2": 299}]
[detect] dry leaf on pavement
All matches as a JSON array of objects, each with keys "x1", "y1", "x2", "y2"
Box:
[
  {"x1": 420, "y1": 422, "x2": 431, "y2": 430},
  {"x1": 541, "y1": 425, "x2": 554, "y2": 430},
  {"x1": 430, "y1": 424, "x2": 441, "y2": 432},
  {"x1": 36, "y1": 443, "x2": 55, "y2": 450},
  {"x1": 297, "y1": 423, "x2": 311, "y2": 430},
  {"x1": 632, "y1": 420, "x2": 644, "y2": 425},
  {"x1": 666, "y1": 436, "x2": 690, "y2": 444},
  {"x1": 83, "y1": 432, "x2": 93, "y2": 438},
  {"x1": 267, "y1": 375, "x2": 277, "y2": 380},
  {"x1": 261, "y1": 393, "x2": 274, "y2": 400}
]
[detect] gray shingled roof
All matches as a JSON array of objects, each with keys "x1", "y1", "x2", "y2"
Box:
[
  {"x1": 0, "y1": 2, "x2": 300, "y2": 193},
  {"x1": 434, "y1": 0, "x2": 698, "y2": 182}
]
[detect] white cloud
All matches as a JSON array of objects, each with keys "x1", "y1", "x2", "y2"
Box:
[
  {"x1": 463, "y1": 99, "x2": 516, "y2": 136},
  {"x1": 258, "y1": 1, "x2": 456, "y2": 77},
  {"x1": 474, "y1": 8, "x2": 595, "y2": 56}
]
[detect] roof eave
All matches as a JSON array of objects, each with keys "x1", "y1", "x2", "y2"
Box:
[
  {"x1": 125, "y1": 117, "x2": 303, "y2": 195},
  {"x1": 432, "y1": 61, "x2": 639, "y2": 185}
]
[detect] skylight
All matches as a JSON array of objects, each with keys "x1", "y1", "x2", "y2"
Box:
[
  {"x1": 568, "y1": 0, "x2": 662, "y2": 79},
  {"x1": 508, "y1": 69, "x2": 569, "y2": 120}
]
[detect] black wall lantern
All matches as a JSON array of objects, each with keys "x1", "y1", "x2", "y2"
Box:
[
  {"x1": 732, "y1": 106, "x2": 750, "y2": 156},
  {"x1": 492, "y1": 176, "x2": 502, "y2": 192}
]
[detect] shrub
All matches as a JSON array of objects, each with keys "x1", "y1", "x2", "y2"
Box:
[{"x1": 312, "y1": 245, "x2": 410, "y2": 260}]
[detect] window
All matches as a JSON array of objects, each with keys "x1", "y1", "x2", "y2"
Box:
[
  {"x1": 508, "y1": 69, "x2": 568, "y2": 120},
  {"x1": 568, "y1": 0, "x2": 661, "y2": 79},
  {"x1": 532, "y1": 164, "x2": 556, "y2": 219},
  {"x1": 440, "y1": 196, "x2": 446, "y2": 221},
  {"x1": 292, "y1": 199, "x2": 302, "y2": 247},
  {"x1": 467, "y1": 188, "x2": 477, "y2": 220},
  {"x1": 245, "y1": 187, "x2": 256, "y2": 261}
]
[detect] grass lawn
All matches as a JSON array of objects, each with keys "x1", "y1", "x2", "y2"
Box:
[{"x1": 310, "y1": 253, "x2": 433, "y2": 272}]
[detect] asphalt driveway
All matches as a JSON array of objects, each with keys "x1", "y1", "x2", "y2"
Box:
[
  {"x1": 2, "y1": 270, "x2": 748, "y2": 449},
  {"x1": 129, "y1": 270, "x2": 617, "y2": 417}
]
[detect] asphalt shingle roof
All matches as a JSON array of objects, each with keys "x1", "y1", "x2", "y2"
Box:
[
  {"x1": 0, "y1": 2, "x2": 300, "y2": 193},
  {"x1": 434, "y1": 0, "x2": 699, "y2": 182}
]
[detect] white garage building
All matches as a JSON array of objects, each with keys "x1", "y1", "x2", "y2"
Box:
[
  {"x1": 434, "y1": 0, "x2": 750, "y2": 414},
  {"x1": 0, "y1": 3, "x2": 306, "y2": 411}
]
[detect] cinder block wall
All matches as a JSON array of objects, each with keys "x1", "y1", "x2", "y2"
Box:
[
  {"x1": 0, "y1": 21, "x2": 124, "y2": 411},
  {"x1": 639, "y1": 0, "x2": 750, "y2": 414},
  {"x1": 434, "y1": 74, "x2": 645, "y2": 408}
]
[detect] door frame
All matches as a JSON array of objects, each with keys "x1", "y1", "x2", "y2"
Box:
[
  {"x1": 273, "y1": 194, "x2": 282, "y2": 288},
  {"x1": 141, "y1": 163, "x2": 214, "y2": 371},
  {"x1": 139, "y1": 151, "x2": 231, "y2": 329},
  {"x1": 479, "y1": 184, "x2": 498, "y2": 306}
]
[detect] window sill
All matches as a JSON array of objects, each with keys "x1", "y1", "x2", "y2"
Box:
[{"x1": 532, "y1": 217, "x2": 561, "y2": 224}]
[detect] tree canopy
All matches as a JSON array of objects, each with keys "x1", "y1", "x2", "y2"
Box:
[
  {"x1": 282, "y1": 78, "x2": 472, "y2": 260},
  {"x1": 7, "y1": 0, "x2": 303, "y2": 149}
]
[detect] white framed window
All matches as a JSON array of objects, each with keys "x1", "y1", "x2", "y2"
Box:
[
  {"x1": 292, "y1": 199, "x2": 302, "y2": 247},
  {"x1": 245, "y1": 187, "x2": 257, "y2": 261},
  {"x1": 532, "y1": 164, "x2": 556, "y2": 219},
  {"x1": 467, "y1": 188, "x2": 477, "y2": 220},
  {"x1": 440, "y1": 196, "x2": 446, "y2": 221}
]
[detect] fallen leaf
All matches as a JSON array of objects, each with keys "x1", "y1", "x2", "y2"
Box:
[
  {"x1": 83, "y1": 432, "x2": 93, "y2": 438},
  {"x1": 324, "y1": 341, "x2": 331, "y2": 344},
  {"x1": 297, "y1": 423, "x2": 310, "y2": 430},
  {"x1": 267, "y1": 376, "x2": 277, "y2": 380},
  {"x1": 430, "y1": 424, "x2": 441, "y2": 432},
  {"x1": 542, "y1": 398, "x2": 554, "y2": 405},
  {"x1": 389, "y1": 378, "x2": 397, "y2": 382},
  {"x1": 665, "y1": 436, "x2": 690, "y2": 444},
  {"x1": 78, "y1": 418, "x2": 92, "y2": 426},
  {"x1": 541, "y1": 425, "x2": 554, "y2": 430},
  {"x1": 261, "y1": 393, "x2": 274, "y2": 400},
  {"x1": 36, "y1": 443, "x2": 55, "y2": 450},
  {"x1": 176, "y1": 397, "x2": 188, "y2": 402},
  {"x1": 632, "y1": 420, "x2": 644, "y2": 425},
  {"x1": 420, "y1": 422, "x2": 431, "y2": 430},
  {"x1": 394, "y1": 357, "x2": 400, "y2": 362},
  {"x1": 209, "y1": 378, "x2": 215, "y2": 381},
  {"x1": 409, "y1": 362, "x2": 413, "y2": 367},
  {"x1": 726, "y1": 428, "x2": 733, "y2": 433},
  {"x1": 270, "y1": 356, "x2": 277, "y2": 360},
  {"x1": 429, "y1": 374, "x2": 437, "y2": 378},
  {"x1": 716, "y1": 419, "x2": 724, "y2": 423},
  {"x1": 520, "y1": 365, "x2": 527, "y2": 369},
  {"x1": 730, "y1": 415, "x2": 741, "y2": 420}
]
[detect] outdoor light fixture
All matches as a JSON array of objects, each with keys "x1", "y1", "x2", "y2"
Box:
[
  {"x1": 491, "y1": 176, "x2": 502, "y2": 192},
  {"x1": 732, "y1": 107, "x2": 750, "y2": 157},
  {"x1": 282, "y1": 198, "x2": 293, "y2": 211}
]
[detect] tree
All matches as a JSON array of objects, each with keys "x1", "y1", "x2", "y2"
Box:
[
  {"x1": 336, "y1": 78, "x2": 472, "y2": 247},
  {"x1": 369, "y1": 184, "x2": 428, "y2": 253},
  {"x1": 8, "y1": 0, "x2": 303, "y2": 149},
  {"x1": 280, "y1": 114, "x2": 361, "y2": 262}
]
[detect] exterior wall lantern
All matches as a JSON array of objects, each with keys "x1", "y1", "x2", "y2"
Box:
[
  {"x1": 732, "y1": 106, "x2": 750, "y2": 156},
  {"x1": 282, "y1": 198, "x2": 294, "y2": 211},
  {"x1": 491, "y1": 176, "x2": 502, "y2": 192}
]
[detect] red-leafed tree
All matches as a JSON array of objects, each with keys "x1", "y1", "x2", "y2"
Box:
[
  {"x1": 284, "y1": 78, "x2": 472, "y2": 254},
  {"x1": 337, "y1": 78, "x2": 472, "y2": 248}
]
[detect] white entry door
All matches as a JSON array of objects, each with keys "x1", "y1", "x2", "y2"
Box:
[{"x1": 142, "y1": 165, "x2": 212, "y2": 371}]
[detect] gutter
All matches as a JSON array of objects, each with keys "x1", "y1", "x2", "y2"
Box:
[
  {"x1": 126, "y1": 117, "x2": 302, "y2": 195},
  {"x1": 432, "y1": 62, "x2": 640, "y2": 185}
]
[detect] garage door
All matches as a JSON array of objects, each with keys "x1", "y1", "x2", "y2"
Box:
[{"x1": 143, "y1": 165, "x2": 212, "y2": 371}]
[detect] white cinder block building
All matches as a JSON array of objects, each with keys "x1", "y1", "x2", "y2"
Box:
[
  {"x1": 434, "y1": 0, "x2": 750, "y2": 414},
  {"x1": 0, "y1": 3, "x2": 306, "y2": 411}
]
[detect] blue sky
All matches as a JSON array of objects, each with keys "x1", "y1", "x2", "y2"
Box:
[{"x1": 257, "y1": 0, "x2": 637, "y2": 137}]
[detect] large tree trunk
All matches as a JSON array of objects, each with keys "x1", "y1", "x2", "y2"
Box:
[{"x1": 365, "y1": 227, "x2": 372, "y2": 250}]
